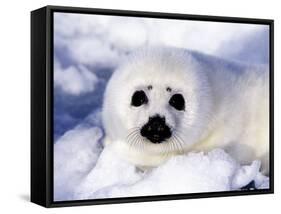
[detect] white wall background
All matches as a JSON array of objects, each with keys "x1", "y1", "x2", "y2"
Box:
[{"x1": 0, "y1": 0, "x2": 279, "y2": 213}]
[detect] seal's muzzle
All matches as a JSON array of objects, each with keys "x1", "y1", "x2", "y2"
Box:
[{"x1": 140, "y1": 115, "x2": 172, "y2": 144}]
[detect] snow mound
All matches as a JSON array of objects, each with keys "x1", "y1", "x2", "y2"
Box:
[
  {"x1": 54, "y1": 127, "x2": 103, "y2": 201},
  {"x1": 74, "y1": 145, "x2": 268, "y2": 200},
  {"x1": 54, "y1": 127, "x2": 269, "y2": 201}
]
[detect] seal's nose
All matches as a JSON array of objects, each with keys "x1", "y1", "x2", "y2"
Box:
[{"x1": 140, "y1": 115, "x2": 172, "y2": 144}]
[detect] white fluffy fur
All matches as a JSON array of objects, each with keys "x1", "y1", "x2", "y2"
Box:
[{"x1": 102, "y1": 47, "x2": 269, "y2": 174}]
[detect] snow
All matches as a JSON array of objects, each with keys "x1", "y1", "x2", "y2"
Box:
[
  {"x1": 54, "y1": 127, "x2": 269, "y2": 201},
  {"x1": 54, "y1": 12, "x2": 269, "y2": 68},
  {"x1": 54, "y1": 126, "x2": 103, "y2": 201},
  {"x1": 54, "y1": 58, "x2": 99, "y2": 95}
]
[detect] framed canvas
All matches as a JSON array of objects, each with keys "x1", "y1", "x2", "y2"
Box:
[{"x1": 31, "y1": 5, "x2": 274, "y2": 208}]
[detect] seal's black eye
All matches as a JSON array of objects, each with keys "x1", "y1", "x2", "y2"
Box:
[
  {"x1": 131, "y1": 90, "x2": 148, "y2": 107},
  {"x1": 169, "y1": 94, "x2": 185, "y2": 111}
]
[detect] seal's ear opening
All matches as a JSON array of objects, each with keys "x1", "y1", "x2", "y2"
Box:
[
  {"x1": 131, "y1": 90, "x2": 148, "y2": 107},
  {"x1": 169, "y1": 94, "x2": 185, "y2": 111}
]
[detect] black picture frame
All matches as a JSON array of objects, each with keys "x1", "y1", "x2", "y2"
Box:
[{"x1": 31, "y1": 5, "x2": 274, "y2": 208}]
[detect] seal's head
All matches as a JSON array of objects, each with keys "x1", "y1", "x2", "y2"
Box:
[{"x1": 102, "y1": 47, "x2": 212, "y2": 167}]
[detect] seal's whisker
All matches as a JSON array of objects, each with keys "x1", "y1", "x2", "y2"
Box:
[
  {"x1": 168, "y1": 138, "x2": 175, "y2": 155},
  {"x1": 130, "y1": 133, "x2": 140, "y2": 148},
  {"x1": 169, "y1": 135, "x2": 176, "y2": 152},
  {"x1": 126, "y1": 129, "x2": 139, "y2": 139},
  {"x1": 164, "y1": 141, "x2": 169, "y2": 156},
  {"x1": 139, "y1": 138, "x2": 144, "y2": 151},
  {"x1": 173, "y1": 133, "x2": 184, "y2": 154},
  {"x1": 166, "y1": 140, "x2": 172, "y2": 157},
  {"x1": 135, "y1": 136, "x2": 142, "y2": 151},
  {"x1": 174, "y1": 130, "x2": 186, "y2": 141},
  {"x1": 128, "y1": 126, "x2": 141, "y2": 132}
]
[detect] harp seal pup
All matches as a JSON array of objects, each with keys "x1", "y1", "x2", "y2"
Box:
[{"x1": 102, "y1": 47, "x2": 269, "y2": 174}]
